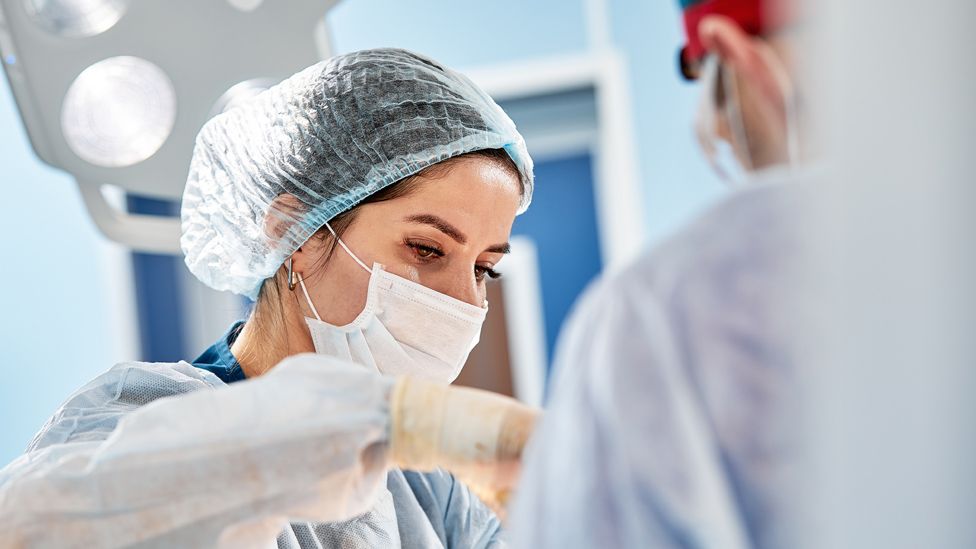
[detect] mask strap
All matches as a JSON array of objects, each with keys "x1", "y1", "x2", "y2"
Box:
[
  {"x1": 722, "y1": 62, "x2": 754, "y2": 172},
  {"x1": 296, "y1": 273, "x2": 323, "y2": 322},
  {"x1": 695, "y1": 55, "x2": 736, "y2": 184},
  {"x1": 324, "y1": 222, "x2": 373, "y2": 274}
]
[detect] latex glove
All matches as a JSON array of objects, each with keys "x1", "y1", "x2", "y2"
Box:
[{"x1": 388, "y1": 375, "x2": 540, "y2": 493}]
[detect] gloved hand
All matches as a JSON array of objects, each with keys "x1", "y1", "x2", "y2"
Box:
[{"x1": 388, "y1": 375, "x2": 540, "y2": 493}]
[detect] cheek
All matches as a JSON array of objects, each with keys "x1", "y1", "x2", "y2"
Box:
[
  {"x1": 384, "y1": 261, "x2": 452, "y2": 291},
  {"x1": 375, "y1": 240, "x2": 428, "y2": 283},
  {"x1": 398, "y1": 264, "x2": 423, "y2": 284},
  {"x1": 309, "y1": 250, "x2": 373, "y2": 325}
]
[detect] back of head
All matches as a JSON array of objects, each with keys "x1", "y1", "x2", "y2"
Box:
[
  {"x1": 677, "y1": 0, "x2": 807, "y2": 173},
  {"x1": 677, "y1": 0, "x2": 796, "y2": 81}
]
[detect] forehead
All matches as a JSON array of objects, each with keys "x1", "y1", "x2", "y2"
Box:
[
  {"x1": 363, "y1": 158, "x2": 522, "y2": 233},
  {"x1": 414, "y1": 156, "x2": 522, "y2": 200}
]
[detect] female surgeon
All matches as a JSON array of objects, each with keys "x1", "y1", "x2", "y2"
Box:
[{"x1": 0, "y1": 48, "x2": 537, "y2": 548}]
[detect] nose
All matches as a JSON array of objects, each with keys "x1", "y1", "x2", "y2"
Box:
[{"x1": 436, "y1": 265, "x2": 484, "y2": 307}]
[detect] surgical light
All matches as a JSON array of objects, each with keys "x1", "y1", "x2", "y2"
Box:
[
  {"x1": 22, "y1": 0, "x2": 126, "y2": 38},
  {"x1": 61, "y1": 56, "x2": 176, "y2": 168},
  {"x1": 0, "y1": 0, "x2": 339, "y2": 252},
  {"x1": 210, "y1": 77, "x2": 277, "y2": 117},
  {"x1": 226, "y1": 0, "x2": 262, "y2": 12}
]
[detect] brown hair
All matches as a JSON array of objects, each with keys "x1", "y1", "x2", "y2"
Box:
[{"x1": 241, "y1": 148, "x2": 521, "y2": 367}]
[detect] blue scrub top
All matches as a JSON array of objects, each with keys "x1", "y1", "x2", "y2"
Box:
[{"x1": 192, "y1": 321, "x2": 247, "y2": 383}]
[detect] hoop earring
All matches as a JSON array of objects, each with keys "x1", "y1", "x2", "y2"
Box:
[{"x1": 287, "y1": 258, "x2": 297, "y2": 291}]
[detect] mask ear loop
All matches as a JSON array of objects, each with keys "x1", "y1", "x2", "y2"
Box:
[
  {"x1": 695, "y1": 56, "x2": 719, "y2": 170},
  {"x1": 296, "y1": 272, "x2": 323, "y2": 322},
  {"x1": 296, "y1": 221, "x2": 375, "y2": 323},
  {"x1": 324, "y1": 222, "x2": 373, "y2": 274},
  {"x1": 288, "y1": 255, "x2": 323, "y2": 322},
  {"x1": 695, "y1": 55, "x2": 736, "y2": 184}
]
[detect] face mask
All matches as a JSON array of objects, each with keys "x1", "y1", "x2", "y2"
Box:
[
  {"x1": 296, "y1": 223, "x2": 488, "y2": 384},
  {"x1": 695, "y1": 50, "x2": 801, "y2": 185}
]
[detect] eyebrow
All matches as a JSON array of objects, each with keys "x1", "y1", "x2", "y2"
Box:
[{"x1": 404, "y1": 214, "x2": 510, "y2": 254}]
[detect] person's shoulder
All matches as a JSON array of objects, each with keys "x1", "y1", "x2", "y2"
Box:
[
  {"x1": 84, "y1": 360, "x2": 226, "y2": 403},
  {"x1": 27, "y1": 361, "x2": 224, "y2": 451},
  {"x1": 551, "y1": 179, "x2": 811, "y2": 378},
  {"x1": 603, "y1": 179, "x2": 811, "y2": 305}
]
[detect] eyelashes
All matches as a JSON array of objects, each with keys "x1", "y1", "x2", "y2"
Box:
[
  {"x1": 406, "y1": 241, "x2": 444, "y2": 260},
  {"x1": 476, "y1": 265, "x2": 502, "y2": 280},
  {"x1": 404, "y1": 240, "x2": 502, "y2": 281}
]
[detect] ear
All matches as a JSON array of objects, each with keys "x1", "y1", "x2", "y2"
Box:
[
  {"x1": 698, "y1": 15, "x2": 782, "y2": 106},
  {"x1": 289, "y1": 242, "x2": 315, "y2": 278}
]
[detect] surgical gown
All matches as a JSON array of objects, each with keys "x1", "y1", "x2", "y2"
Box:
[
  {"x1": 511, "y1": 177, "x2": 814, "y2": 549},
  {"x1": 0, "y1": 322, "x2": 503, "y2": 548}
]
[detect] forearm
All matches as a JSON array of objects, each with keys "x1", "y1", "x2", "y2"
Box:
[
  {"x1": 0, "y1": 357, "x2": 540, "y2": 548},
  {"x1": 389, "y1": 375, "x2": 539, "y2": 492},
  {"x1": 0, "y1": 354, "x2": 393, "y2": 548}
]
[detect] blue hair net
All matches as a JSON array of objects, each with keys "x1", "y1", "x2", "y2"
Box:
[{"x1": 181, "y1": 48, "x2": 533, "y2": 298}]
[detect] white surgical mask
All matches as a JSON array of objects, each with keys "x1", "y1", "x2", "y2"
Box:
[{"x1": 296, "y1": 223, "x2": 487, "y2": 384}]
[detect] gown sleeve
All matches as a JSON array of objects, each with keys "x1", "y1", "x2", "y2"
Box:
[{"x1": 0, "y1": 353, "x2": 395, "y2": 548}]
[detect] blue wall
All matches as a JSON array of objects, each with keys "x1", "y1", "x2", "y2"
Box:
[
  {"x1": 511, "y1": 153, "x2": 603, "y2": 365},
  {"x1": 127, "y1": 198, "x2": 187, "y2": 363}
]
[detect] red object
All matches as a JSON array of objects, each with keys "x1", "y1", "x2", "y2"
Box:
[{"x1": 680, "y1": 0, "x2": 793, "y2": 76}]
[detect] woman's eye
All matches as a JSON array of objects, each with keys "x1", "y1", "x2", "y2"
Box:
[
  {"x1": 407, "y1": 241, "x2": 443, "y2": 261},
  {"x1": 474, "y1": 265, "x2": 501, "y2": 282}
]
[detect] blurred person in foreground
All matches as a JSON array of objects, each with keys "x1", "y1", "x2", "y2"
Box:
[{"x1": 510, "y1": 0, "x2": 818, "y2": 547}]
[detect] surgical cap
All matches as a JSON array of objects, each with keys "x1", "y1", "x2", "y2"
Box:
[{"x1": 181, "y1": 48, "x2": 534, "y2": 299}]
